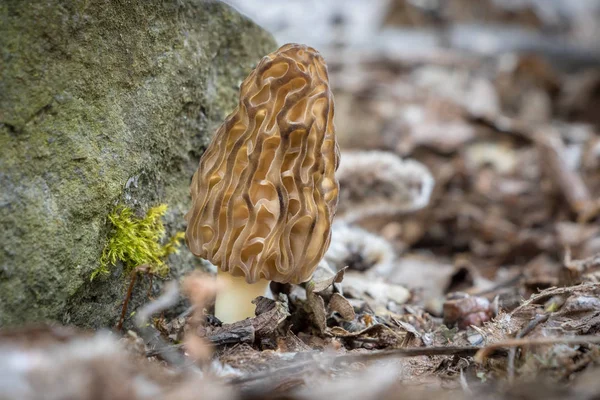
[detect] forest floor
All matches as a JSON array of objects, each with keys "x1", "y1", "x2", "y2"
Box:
[{"x1": 2, "y1": 1, "x2": 600, "y2": 399}]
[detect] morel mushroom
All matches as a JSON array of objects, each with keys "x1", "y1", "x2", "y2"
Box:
[{"x1": 185, "y1": 43, "x2": 339, "y2": 323}]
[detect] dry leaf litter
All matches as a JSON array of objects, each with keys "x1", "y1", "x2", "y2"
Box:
[{"x1": 2, "y1": 1, "x2": 600, "y2": 399}]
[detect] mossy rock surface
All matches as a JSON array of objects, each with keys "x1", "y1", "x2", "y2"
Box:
[{"x1": 0, "y1": 0, "x2": 276, "y2": 327}]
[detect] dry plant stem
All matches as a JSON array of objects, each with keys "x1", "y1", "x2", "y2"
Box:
[
  {"x1": 560, "y1": 347, "x2": 600, "y2": 380},
  {"x1": 475, "y1": 335, "x2": 600, "y2": 364},
  {"x1": 214, "y1": 269, "x2": 270, "y2": 323},
  {"x1": 133, "y1": 281, "x2": 193, "y2": 369},
  {"x1": 116, "y1": 264, "x2": 150, "y2": 331},
  {"x1": 536, "y1": 130, "x2": 592, "y2": 215},
  {"x1": 117, "y1": 271, "x2": 139, "y2": 331},
  {"x1": 231, "y1": 336, "x2": 600, "y2": 387},
  {"x1": 507, "y1": 313, "x2": 550, "y2": 384},
  {"x1": 230, "y1": 346, "x2": 486, "y2": 387}
]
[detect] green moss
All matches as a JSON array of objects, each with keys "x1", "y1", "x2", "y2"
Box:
[{"x1": 92, "y1": 204, "x2": 185, "y2": 280}]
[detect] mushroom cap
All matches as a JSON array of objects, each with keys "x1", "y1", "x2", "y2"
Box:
[{"x1": 185, "y1": 43, "x2": 339, "y2": 284}]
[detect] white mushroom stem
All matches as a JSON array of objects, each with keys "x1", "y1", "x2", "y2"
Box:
[{"x1": 214, "y1": 269, "x2": 270, "y2": 324}]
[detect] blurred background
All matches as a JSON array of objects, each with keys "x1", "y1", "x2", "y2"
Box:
[
  {"x1": 224, "y1": 0, "x2": 600, "y2": 313},
  {"x1": 2, "y1": 2, "x2": 600, "y2": 397}
]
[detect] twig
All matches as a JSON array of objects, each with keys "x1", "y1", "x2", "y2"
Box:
[
  {"x1": 467, "y1": 113, "x2": 536, "y2": 142},
  {"x1": 518, "y1": 313, "x2": 551, "y2": 339},
  {"x1": 231, "y1": 357, "x2": 317, "y2": 386},
  {"x1": 232, "y1": 335, "x2": 600, "y2": 388},
  {"x1": 146, "y1": 274, "x2": 154, "y2": 298},
  {"x1": 230, "y1": 345, "x2": 484, "y2": 386},
  {"x1": 507, "y1": 313, "x2": 550, "y2": 383},
  {"x1": 513, "y1": 283, "x2": 600, "y2": 313},
  {"x1": 134, "y1": 281, "x2": 193, "y2": 369},
  {"x1": 206, "y1": 325, "x2": 255, "y2": 346},
  {"x1": 117, "y1": 270, "x2": 140, "y2": 331},
  {"x1": 475, "y1": 335, "x2": 600, "y2": 364},
  {"x1": 333, "y1": 345, "x2": 482, "y2": 364},
  {"x1": 117, "y1": 264, "x2": 152, "y2": 331},
  {"x1": 146, "y1": 343, "x2": 184, "y2": 358},
  {"x1": 559, "y1": 346, "x2": 600, "y2": 380},
  {"x1": 536, "y1": 130, "x2": 592, "y2": 216}
]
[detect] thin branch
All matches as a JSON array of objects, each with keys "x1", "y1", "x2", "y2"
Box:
[
  {"x1": 507, "y1": 313, "x2": 550, "y2": 383},
  {"x1": 475, "y1": 335, "x2": 600, "y2": 364},
  {"x1": 232, "y1": 335, "x2": 600, "y2": 388},
  {"x1": 230, "y1": 345, "x2": 484, "y2": 386},
  {"x1": 133, "y1": 281, "x2": 193, "y2": 369}
]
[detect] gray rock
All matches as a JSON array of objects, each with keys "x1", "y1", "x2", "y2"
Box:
[{"x1": 0, "y1": 0, "x2": 276, "y2": 327}]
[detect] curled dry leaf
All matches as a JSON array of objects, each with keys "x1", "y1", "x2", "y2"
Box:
[
  {"x1": 329, "y1": 293, "x2": 356, "y2": 321},
  {"x1": 276, "y1": 331, "x2": 313, "y2": 353},
  {"x1": 523, "y1": 254, "x2": 561, "y2": 292},
  {"x1": 443, "y1": 294, "x2": 494, "y2": 330},
  {"x1": 343, "y1": 271, "x2": 411, "y2": 309},
  {"x1": 328, "y1": 323, "x2": 405, "y2": 349},
  {"x1": 309, "y1": 261, "x2": 346, "y2": 294},
  {"x1": 307, "y1": 289, "x2": 329, "y2": 333},
  {"x1": 336, "y1": 150, "x2": 434, "y2": 223},
  {"x1": 304, "y1": 262, "x2": 355, "y2": 332},
  {"x1": 326, "y1": 222, "x2": 396, "y2": 275}
]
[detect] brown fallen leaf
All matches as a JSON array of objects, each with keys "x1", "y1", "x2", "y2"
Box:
[
  {"x1": 443, "y1": 294, "x2": 494, "y2": 330},
  {"x1": 329, "y1": 293, "x2": 356, "y2": 321}
]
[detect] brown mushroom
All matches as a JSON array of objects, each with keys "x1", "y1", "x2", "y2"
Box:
[{"x1": 185, "y1": 43, "x2": 339, "y2": 323}]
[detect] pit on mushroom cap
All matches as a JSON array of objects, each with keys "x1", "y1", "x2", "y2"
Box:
[{"x1": 185, "y1": 43, "x2": 339, "y2": 323}]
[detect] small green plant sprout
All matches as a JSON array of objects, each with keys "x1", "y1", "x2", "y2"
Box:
[{"x1": 91, "y1": 204, "x2": 185, "y2": 280}]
